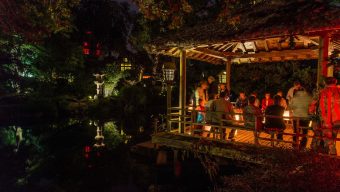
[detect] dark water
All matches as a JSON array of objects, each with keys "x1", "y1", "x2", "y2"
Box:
[{"x1": 0, "y1": 118, "x2": 245, "y2": 192}]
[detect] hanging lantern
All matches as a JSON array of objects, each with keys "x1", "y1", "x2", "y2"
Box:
[
  {"x1": 83, "y1": 42, "x2": 90, "y2": 55},
  {"x1": 162, "y1": 62, "x2": 176, "y2": 83},
  {"x1": 218, "y1": 71, "x2": 227, "y2": 84}
]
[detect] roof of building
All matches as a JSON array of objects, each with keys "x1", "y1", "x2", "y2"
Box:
[{"x1": 145, "y1": 0, "x2": 340, "y2": 64}]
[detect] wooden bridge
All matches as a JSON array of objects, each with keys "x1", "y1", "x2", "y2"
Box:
[{"x1": 151, "y1": 107, "x2": 340, "y2": 162}]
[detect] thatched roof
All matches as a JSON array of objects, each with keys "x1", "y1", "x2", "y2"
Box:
[{"x1": 146, "y1": 0, "x2": 340, "y2": 53}]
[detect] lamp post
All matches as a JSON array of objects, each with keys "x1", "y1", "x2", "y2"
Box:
[
  {"x1": 93, "y1": 73, "x2": 105, "y2": 98},
  {"x1": 163, "y1": 62, "x2": 176, "y2": 131}
]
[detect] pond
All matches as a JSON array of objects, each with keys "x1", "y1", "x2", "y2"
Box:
[{"x1": 0, "y1": 117, "x2": 248, "y2": 192}]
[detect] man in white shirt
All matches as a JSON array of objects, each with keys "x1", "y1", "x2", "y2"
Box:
[{"x1": 286, "y1": 81, "x2": 302, "y2": 104}]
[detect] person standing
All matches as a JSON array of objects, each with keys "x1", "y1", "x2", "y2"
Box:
[
  {"x1": 207, "y1": 76, "x2": 219, "y2": 100},
  {"x1": 286, "y1": 81, "x2": 302, "y2": 104},
  {"x1": 289, "y1": 88, "x2": 312, "y2": 149},
  {"x1": 310, "y1": 77, "x2": 340, "y2": 155},
  {"x1": 195, "y1": 80, "x2": 209, "y2": 107}
]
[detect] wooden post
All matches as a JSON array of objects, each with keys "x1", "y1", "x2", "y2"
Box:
[
  {"x1": 166, "y1": 83, "x2": 172, "y2": 131},
  {"x1": 226, "y1": 57, "x2": 232, "y2": 91},
  {"x1": 179, "y1": 48, "x2": 186, "y2": 134},
  {"x1": 317, "y1": 33, "x2": 330, "y2": 87},
  {"x1": 295, "y1": 118, "x2": 300, "y2": 149}
]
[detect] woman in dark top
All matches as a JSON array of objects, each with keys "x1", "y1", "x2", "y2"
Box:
[{"x1": 265, "y1": 95, "x2": 286, "y2": 141}]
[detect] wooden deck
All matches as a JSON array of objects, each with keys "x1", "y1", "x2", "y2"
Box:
[{"x1": 152, "y1": 124, "x2": 340, "y2": 160}]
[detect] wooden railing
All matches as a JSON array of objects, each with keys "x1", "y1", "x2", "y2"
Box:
[{"x1": 164, "y1": 107, "x2": 340, "y2": 153}]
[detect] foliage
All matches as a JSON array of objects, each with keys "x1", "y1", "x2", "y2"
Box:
[
  {"x1": 219, "y1": 151, "x2": 340, "y2": 192},
  {"x1": 76, "y1": 0, "x2": 134, "y2": 53},
  {"x1": 0, "y1": 126, "x2": 17, "y2": 146},
  {"x1": 134, "y1": 0, "x2": 266, "y2": 31},
  {"x1": 103, "y1": 121, "x2": 123, "y2": 149},
  {"x1": 0, "y1": 0, "x2": 80, "y2": 42},
  {"x1": 231, "y1": 61, "x2": 317, "y2": 98},
  {"x1": 103, "y1": 63, "x2": 129, "y2": 96}
]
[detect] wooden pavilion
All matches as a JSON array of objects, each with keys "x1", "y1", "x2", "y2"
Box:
[
  {"x1": 144, "y1": 1, "x2": 340, "y2": 159},
  {"x1": 145, "y1": 1, "x2": 340, "y2": 131}
]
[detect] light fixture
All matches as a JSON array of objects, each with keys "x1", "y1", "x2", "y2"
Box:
[
  {"x1": 121, "y1": 57, "x2": 132, "y2": 71},
  {"x1": 162, "y1": 62, "x2": 176, "y2": 83},
  {"x1": 218, "y1": 71, "x2": 227, "y2": 84}
]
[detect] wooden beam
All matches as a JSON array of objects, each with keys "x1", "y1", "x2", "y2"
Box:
[
  {"x1": 185, "y1": 52, "x2": 221, "y2": 64},
  {"x1": 263, "y1": 40, "x2": 269, "y2": 51},
  {"x1": 297, "y1": 35, "x2": 319, "y2": 46},
  {"x1": 191, "y1": 48, "x2": 227, "y2": 60},
  {"x1": 179, "y1": 49, "x2": 186, "y2": 133},
  {"x1": 232, "y1": 42, "x2": 246, "y2": 53},
  {"x1": 226, "y1": 58, "x2": 232, "y2": 91},
  {"x1": 277, "y1": 41, "x2": 282, "y2": 50},
  {"x1": 218, "y1": 43, "x2": 232, "y2": 51},
  {"x1": 236, "y1": 49, "x2": 317, "y2": 59},
  {"x1": 169, "y1": 47, "x2": 178, "y2": 54}
]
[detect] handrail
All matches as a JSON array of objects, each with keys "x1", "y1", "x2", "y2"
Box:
[{"x1": 163, "y1": 107, "x2": 340, "y2": 155}]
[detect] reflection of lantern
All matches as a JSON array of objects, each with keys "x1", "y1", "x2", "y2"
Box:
[
  {"x1": 94, "y1": 126, "x2": 105, "y2": 148},
  {"x1": 83, "y1": 42, "x2": 90, "y2": 55},
  {"x1": 95, "y1": 43, "x2": 101, "y2": 57},
  {"x1": 121, "y1": 58, "x2": 132, "y2": 71},
  {"x1": 84, "y1": 146, "x2": 91, "y2": 159},
  {"x1": 162, "y1": 62, "x2": 176, "y2": 83},
  {"x1": 218, "y1": 71, "x2": 227, "y2": 83}
]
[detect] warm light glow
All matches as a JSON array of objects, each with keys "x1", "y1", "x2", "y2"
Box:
[
  {"x1": 142, "y1": 75, "x2": 151, "y2": 79},
  {"x1": 121, "y1": 58, "x2": 132, "y2": 71},
  {"x1": 83, "y1": 48, "x2": 90, "y2": 55},
  {"x1": 309, "y1": 121, "x2": 312, "y2": 127},
  {"x1": 283, "y1": 110, "x2": 290, "y2": 120},
  {"x1": 235, "y1": 114, "x2": 240, "y2": 121},
  {"x1": 204, "y1": 126, "x2": 211, "y2": 131},
  {"x1": 163, "y1": 69, "x2": 175, "y2": 82},
  {"x1": 219, "y1": 71, "x2": 227, "y2": 83}
]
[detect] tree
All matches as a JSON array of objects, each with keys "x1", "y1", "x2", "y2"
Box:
[{"x1": 0, "y1": 0, "x2": 80, "y2": 42}]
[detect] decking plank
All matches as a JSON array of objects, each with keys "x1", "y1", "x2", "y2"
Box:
[{"x1": 153, "y1": 125, "x2": 340, "y2": 157}]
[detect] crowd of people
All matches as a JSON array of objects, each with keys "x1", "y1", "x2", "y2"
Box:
[{"x1": 192, "y1": 76, "x2": 340, "y2": 155}]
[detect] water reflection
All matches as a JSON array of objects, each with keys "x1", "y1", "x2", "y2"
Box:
[{"x1": 94, "y1": 125, "x2": 105, "y2": 148}]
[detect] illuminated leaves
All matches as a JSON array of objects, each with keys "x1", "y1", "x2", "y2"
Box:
[
  {"x1": 134, "y1": 0, "x2": 193, "y2": 29},
  {"x1": 0, "y1": 0, "x2": 80, "y2": 42}
]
